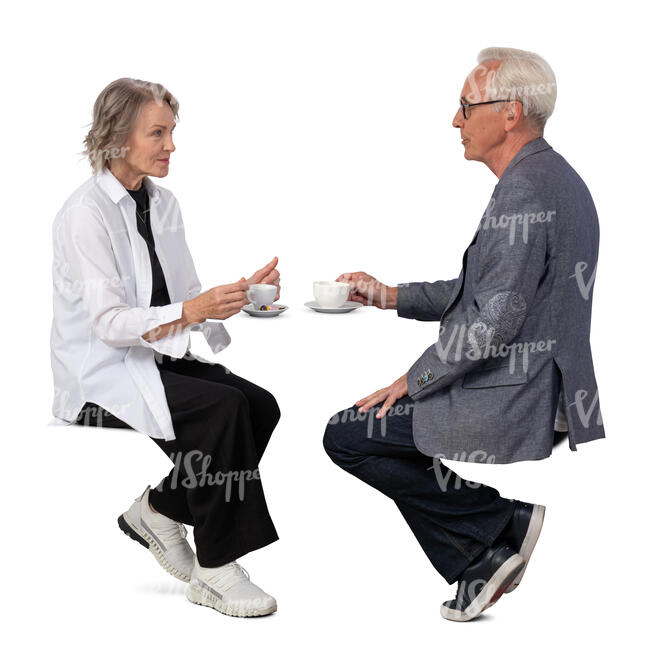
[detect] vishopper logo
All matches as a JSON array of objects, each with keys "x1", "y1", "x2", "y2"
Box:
[
  {"x1": 52, "y1": 386, "x2": 73, "y2": 419},
  {"x1": 570, "y1": 261, "x2": 597, "y2": 301},
  {"x1": 149, "y1": 197, "x2": 185, "y2": 234},
  {"x1": 54, "y1": 271, "x2": 131, "y2": 295},
  {"x1": 435, "y1": 320, "x2": 556, "y2": 372},
  {"x1": 56, "y1": 393, "x2": 132, "y2": 426},
  {"x1": 481, "y1": 197, "x2": 555, "y2": 245},
  {"x1": 569, "y1": 388, "x2": 602, "y2": 428},
  {"x1": 467, "y1": 64, "x2": 556, "y2": 118},
  {"x1": 427, "y1": 453, "x2": 496, "y2": 492},
  {"x1": 154, "y1": 349, "x2": 234, "y2": 372},
  {"x1": 75, "y1": 401, "x2": 130, "y2": 426},
  {"x1": 152, "y1": 450, "x2": 261, "y2": 502},
  {"x1": 87, "y1": 145, "x2": 130, "y2": 165},
  {"x1": 327, "y1": 401, "x2": 415, "y2": 439},
  {"x1": 131, "y1": 79, "x2": 169, "y2": 108}
]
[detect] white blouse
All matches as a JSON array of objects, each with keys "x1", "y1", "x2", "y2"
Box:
[{"x1": 48, "y1": 168, "x2": 231, "y2": 440}]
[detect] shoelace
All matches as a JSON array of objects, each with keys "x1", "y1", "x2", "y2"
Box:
[{"x1": 204, "y1": 561, "x2": 250, "y2": 593}]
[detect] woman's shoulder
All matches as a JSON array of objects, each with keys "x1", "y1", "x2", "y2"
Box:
[{"x1": 53, "y1": 175, "x2": 112, "y2": 236}]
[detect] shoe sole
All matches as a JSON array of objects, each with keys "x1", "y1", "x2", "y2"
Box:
[
  {"x1": 440, "y1": 553, "x2": 525, "y2": 622},
  {"x1": 117, "y1": 513, "x2": 191, "y2": 583},
  {"x1": 504, "y1": 504, "x2": 545, "y2": 594},
  {"x1": 186, "y1": 582, "x2": 277, "y2": 618}
]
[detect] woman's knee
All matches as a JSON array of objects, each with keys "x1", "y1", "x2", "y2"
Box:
[{"x1": 261, "y1": 390, "x2": 281, "y2": 427}]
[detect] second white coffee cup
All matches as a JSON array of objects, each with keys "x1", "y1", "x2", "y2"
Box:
[{"x1": 313, "y1": 281, "x2": 350, "y2": 308}]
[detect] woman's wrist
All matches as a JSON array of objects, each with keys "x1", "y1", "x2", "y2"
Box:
[{"x1": 181, "y1": 297, "x2": 206, "y2": 327}]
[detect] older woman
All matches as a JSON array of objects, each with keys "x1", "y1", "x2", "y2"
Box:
[{"x1": 49, "y1": 78, "x2": 281, "y2": 617}]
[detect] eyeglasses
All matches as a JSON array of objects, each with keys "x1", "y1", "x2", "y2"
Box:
[{"x1": 459, "y1": 99, "x2": 515, "y2": 119}]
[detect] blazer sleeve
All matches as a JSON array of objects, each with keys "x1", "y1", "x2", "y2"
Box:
[
  {"x1": 396, "y1": 279, "x2": 459, "y2": 321},
  {"x1": 406, "y1": 178, "x2": 549, "y2": 401},
  {"x1": 61, "y1": 202, "x2": 192, "y2": 359}
]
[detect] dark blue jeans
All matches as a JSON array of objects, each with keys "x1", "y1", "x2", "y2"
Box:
[{"x1": 323, "y1": 397, "x2": 516, "y2": 584}]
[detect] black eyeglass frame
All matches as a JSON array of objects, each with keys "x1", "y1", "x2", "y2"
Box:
[{"x1": 459, "y1": 99, "x2": 519, "y2": 119}]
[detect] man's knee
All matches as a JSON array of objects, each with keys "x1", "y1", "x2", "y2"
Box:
[{"x1": 323, "y1": 406, "x2": 360, "y2": 460}]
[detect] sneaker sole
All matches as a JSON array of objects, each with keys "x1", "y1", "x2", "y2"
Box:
[
  {"x1": 117, "y1": 513, "x2": 192, "y2": 583},
  {"x1": 504, "y1": 504, "x2": 545, "y2": 594},
  {"x1": 186, "y1": 582, "x2": 277, "y2": 618},
  {"x1": 440, "y1": 553, "x2": 524, "y2": 622}
]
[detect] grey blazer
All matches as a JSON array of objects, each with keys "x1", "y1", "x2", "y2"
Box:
[{"x1": 397, "y1": 137, "x2": 605, "y2": 464}]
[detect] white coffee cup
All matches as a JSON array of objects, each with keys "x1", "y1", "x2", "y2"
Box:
[
  {"x1": 246, "y1": 283, "x2": 277, "y2": 310},
  {"x1": 313, "y1": 281, "x2": 350, "y2": 309}
]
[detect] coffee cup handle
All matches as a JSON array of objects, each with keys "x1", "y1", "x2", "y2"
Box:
[{"x1": 246, "y1": 289, "x2": 254, "y2": 305}]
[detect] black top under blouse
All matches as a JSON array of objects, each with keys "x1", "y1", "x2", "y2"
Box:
[{"x1": 127, "y1": 182, "x2": 172, "y2": 307}]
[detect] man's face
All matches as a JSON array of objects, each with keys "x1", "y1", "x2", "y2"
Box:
[
  {"x1": 120, "y1": 100, "x2": 176, "y2": 179},
  {"x1": 452, "y1": 60, "x2": 508, "y2": 163}
]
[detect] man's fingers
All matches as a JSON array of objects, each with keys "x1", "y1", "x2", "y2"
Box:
[
  {"x1": 377, "y1": 393, "x2": 396, "y2": 419},
  {"x1": 348, "y1": 293, "x2": 368, "y2": 305},
  {"x1": 357, "y1": 388, "x2": 389, "y2": 412}
]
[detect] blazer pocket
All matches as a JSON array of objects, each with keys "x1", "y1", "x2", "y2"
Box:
[{"x1": 462, "y1": 363, "x2": 528, "y2": 389}]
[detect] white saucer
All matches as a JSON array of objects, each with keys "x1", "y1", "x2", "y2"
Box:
[
  {"x1": 242, "y1": 303, "x2": 289, "y2": 318},
  {"x1": 304, "y1": 300, "x2": 360, "y2": 314}
]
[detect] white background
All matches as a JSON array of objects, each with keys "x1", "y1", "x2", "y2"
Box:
[{"x1": 2, "y1": 1, "x2": 647, "y2": 647}]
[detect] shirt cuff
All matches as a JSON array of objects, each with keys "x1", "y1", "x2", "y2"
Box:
[{"x1": 138, "y1": 302, "x2": 191, "y2": 359}]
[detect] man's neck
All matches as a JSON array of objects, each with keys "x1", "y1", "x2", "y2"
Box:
[{"x1": 485, "y1": 132, "x2": 540, "y2": 179}]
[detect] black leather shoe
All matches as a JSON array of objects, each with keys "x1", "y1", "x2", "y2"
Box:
[
  {"x1": 440, "y1": 543, "x2": 524, "y2": 622},
  {"x1": 499, "y1": 501, "x2": 545, "y2": 593}
]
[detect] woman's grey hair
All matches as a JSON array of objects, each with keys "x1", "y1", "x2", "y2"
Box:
[
  {"x1": 81, "y1": 78, "x2": 179, "y2": 174},
  {"x1": 477, "y1": 47, "x2": 556, "y2": 135}
]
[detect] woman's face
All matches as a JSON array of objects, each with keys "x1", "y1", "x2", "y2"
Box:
[{"x1": 112, "y1": 100, "x2": 176, "y2": 180}]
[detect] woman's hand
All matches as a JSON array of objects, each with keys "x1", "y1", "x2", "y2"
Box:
[
  {"x1": 336, "y1": 271, "x2": 397, "y2": 309},
  {"x1": 356, "y1": 373, "x2": 409, "y2": 419},
  {"x1": 182, "y1": 278, "x2": 250, "y2": 324},
  {"x1": 248, "y1": 256, "x2": 281, "y2": 301}
]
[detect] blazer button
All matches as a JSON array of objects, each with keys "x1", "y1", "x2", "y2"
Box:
[
  {"x1": 427, "y1": 371, "x2": 433, "y2": 380},
  {"x1": 417, "y1": 378, "x2": 422, "y2": 387}
]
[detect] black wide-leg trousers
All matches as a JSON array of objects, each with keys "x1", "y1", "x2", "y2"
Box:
[
  {"x1": 323, "y1": 397, "x2": 516, "y2": 585},
  {"x1": 75, "y1": 352, "x2": 280, "y2": 567}
]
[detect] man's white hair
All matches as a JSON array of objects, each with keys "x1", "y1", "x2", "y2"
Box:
[{"x1": 477, "y1": 47, "x2": 557, "y2": 134}]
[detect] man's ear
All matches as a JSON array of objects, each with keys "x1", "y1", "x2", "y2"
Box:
[{"x1": 504, "y1": 100, "x2": 522, "y2": 132}]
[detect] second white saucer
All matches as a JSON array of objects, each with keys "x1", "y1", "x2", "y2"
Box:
[{"x1": 304, "y1": 300, "x2": 360, "y2": 314}]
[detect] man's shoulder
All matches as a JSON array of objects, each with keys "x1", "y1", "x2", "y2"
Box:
[{"x1": 500, "y1": 144, "x2": 587, "y2": 199}]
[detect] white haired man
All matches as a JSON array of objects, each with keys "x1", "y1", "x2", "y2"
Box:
[{"x1": 325, "y1": 47, "x2": 604, "y2": 621}]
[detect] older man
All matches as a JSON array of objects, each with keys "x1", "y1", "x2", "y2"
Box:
[{"x1": 324, "y1": 47, "x2": 604, "y2": 622}]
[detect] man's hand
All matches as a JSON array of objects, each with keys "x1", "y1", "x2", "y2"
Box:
[
  {"x1": 356, "y1": 373, "x2": 409, "y2": 419},
  {"x1": 335, "y1": 271, "x2": 397, "y2": 309},
  {"x1": 248, "y1": 256, "x2": 281, "y2": 301}
]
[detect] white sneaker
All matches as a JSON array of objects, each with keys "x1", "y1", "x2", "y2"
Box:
[
  {"x1": 118, "y1": 485, "x2": 195, "y2": 582},
  {"x1": 186, "y1": 556, "x2": 277, "y2": 617}
]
